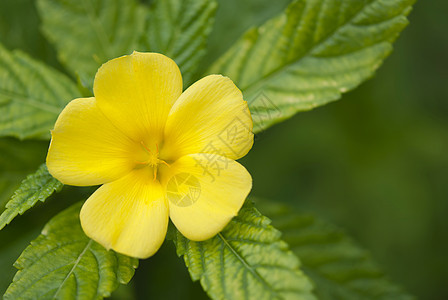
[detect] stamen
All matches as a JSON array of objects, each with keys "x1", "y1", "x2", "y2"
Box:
[
  {"x1": 140, "y1": 141, "x2": 152, "y2": 154},
  {"x1": 136, "y1": 141, "x2": 168, "y2": 181},
  {"x1": 159, "y1": 160, "x2": 171, "y2": 167}
]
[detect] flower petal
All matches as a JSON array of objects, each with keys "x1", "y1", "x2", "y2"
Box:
[
  {"x1": 163, "y1": 75, "x2": 253, "y2": 161},
  {"x1": 162, "y1": 153, "x2": 252, "y2": 241},
  {"x1": 80, "y1": 169, "x2": 168, "y2": 259},
  {"x1": 94, "y1": 52, "x2": 182, "y2": 144},
  {"x1": 47, "y1": 97, "x2": 138, "y2": 186}
]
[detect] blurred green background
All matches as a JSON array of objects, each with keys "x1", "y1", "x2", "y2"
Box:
[{"x1": 0, "y1": 0, "x2": 446, "y2": 299}]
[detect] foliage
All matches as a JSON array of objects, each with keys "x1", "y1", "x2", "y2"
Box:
[
  {"x1": 0, "y1": 164, "x2": 62, "y2": 230},
  {"x1": 209, "y1": 0, "x2": 415, "y2": 133},
  {"x1": 0, "y1": 0, "x2": 421, "y2": 299},
  {"x1": 172, "y1": 202, "x2": 316, "y2": 300},
  {"x1": 142, "y1": 0, "x2": 218, "y2": 87},
  {"x1": 256, "y1": 200, "x2": 414, "y2": 300},
  {"x1": 4, "y1": 202, "x2": 138, "y2": 300},
  {"x1": 37, "y1": 0, "x2": 145, "y2": 90},
  {"x1": 37, "y1": 0, "x2": 217, "y2": 89},
  {"x1": 0, "y1": 44, "x2": 79, "y2": 139}
]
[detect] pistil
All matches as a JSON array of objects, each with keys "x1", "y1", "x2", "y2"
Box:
[{"x1": 135, "y1": 141, "x2": 170, "y2": 180}]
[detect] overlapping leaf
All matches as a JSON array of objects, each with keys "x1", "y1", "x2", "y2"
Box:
[
  {"x1": 37, "y1": 0, "x2": 145, "y2": 89},
  {"x1": 4, "y1": 202, "x2": 138, "y2": 300},
  {"x1": 172, "y1": 202, "x2": 316, "y2": 300},
  {"x1": 1, "y1": 1, "x2": 419, "y2": 299},
  {"x1": 208, "y1": 0, "x2": 415, "y2": 132},
  {"x1": 0, "y1": 164, "x2": 62, "y2": 230},
  {"x1": 141, "y1": 0, "x2": 217, "y2": 86},
  {"x1": 0, "y1": 44, "x2": 79, "y2": 139},
  {"x1": 256, "y1": 200, "x2": 414, "y2": 300}
]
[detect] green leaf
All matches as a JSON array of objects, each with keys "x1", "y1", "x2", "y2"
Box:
[
  {"x1": 256, "y1": 200, "x2": 415, "y2": 300},
  {"x1": 208, "y1": 0, "x2": 415, "y2": 133},
  {"x1": 0, "y1": 44, "x2": 80, "y2": 139},
  {"x1": 4, "y1": 202, "x2": 138, "y2": 300},
  {"x1": 37, "y1": 0, "x2": 145, "y2": 89},
  {"x1": 172, "y1": 202, "x2": 316, "y2": 300},
  {"x1": 141, "y1": 0, "x2": 217, "y2": 86},
  {"x1": 0, "y1": 164, "x2": 63, "y2": 231}
]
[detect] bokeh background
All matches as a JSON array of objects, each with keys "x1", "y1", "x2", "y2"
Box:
[{"x1": 0, "y1": 0, "x2": 446, "y2": 299}]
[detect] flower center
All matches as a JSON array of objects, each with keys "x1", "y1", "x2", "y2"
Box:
[{"x1": 136, "y1": 141, "x2": 170, "y2": 180}]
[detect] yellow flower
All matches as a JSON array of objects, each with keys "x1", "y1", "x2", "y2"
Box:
[{"x1": 46, "y1": 52, "x2": 253, "y2": 259}]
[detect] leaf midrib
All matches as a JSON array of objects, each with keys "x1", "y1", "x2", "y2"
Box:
[
  {"x1": 218, "y1": 233, "x2": 279, "y2": 297},
  {"x1": 0, "y1": 88, "x2": 63, "y2": 114},
  {"x1": 240, "y1": 0, "x2": 378, "y2": 96},
  {"x1": 52, "y1": 239, "x2": 93, "y2": 299}
]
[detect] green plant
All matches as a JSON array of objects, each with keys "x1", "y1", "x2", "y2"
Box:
[{"x1": 0, "y1": 0, "x2": 417, "y2": 299}]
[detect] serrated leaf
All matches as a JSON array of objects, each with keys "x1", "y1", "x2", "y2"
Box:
[
  {"x1": 208, "y1": 0, "x2": 415, "y2": 133},
  {"x1": 37, "y1": 0, "x2": 145, "y2": 89},
  {"x1": 256, "y1": 200, "x2": 415, "y2": 300},
  {"x1": 0, "y1": 164, "x2": 63, "y2": 231},
  {"x1": 172, "y1": 202, "x2": 316, "y2": 300},
  {"x1": 141, "y1": 0, "x2": 217, "y2": 86},
  {"x1": 4, "y1": 202, "x2": 138, "y2": 300},
  {"x1": 0, "y1": 44, "x2": 80, "y2": 139}
]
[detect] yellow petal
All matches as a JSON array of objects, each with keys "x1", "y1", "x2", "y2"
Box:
[
  {"x1": 162, "y1": 75, "x2": 254, "y2": 161},
  {"x1": 162, "y1": 153, "x2": 252, "y2": 241},
  {"x1": 94, "y1": 52, "x2": 183, "y2": 144},
  {"x1": 47, "y1": 97, "x2": 138, "y2": 186},
  {"x1": 80, "y1": 169, "x2": 168, "y2": 259}
]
